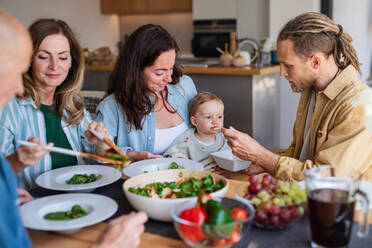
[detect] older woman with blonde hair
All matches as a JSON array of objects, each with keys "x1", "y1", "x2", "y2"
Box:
[{"x1": 0, "y1": 18, "x2": 110, "y2": 189}]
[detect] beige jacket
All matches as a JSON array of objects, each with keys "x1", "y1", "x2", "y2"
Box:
[{"x1": 275, "y1": 65, "x2": 372, "y2": 182}]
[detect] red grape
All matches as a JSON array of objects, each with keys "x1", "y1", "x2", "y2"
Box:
[
  {"x1": 290, "y1": 208, "x2": 301, "y2": 219},
  {"x1": 279, "y1": 208, "x2": 291, "y2": 223},
  {"x1": 262, "y1": 175, "x2": 273, "y2": 188},
  {"x1": 245, "y1": 194, "x2": 254, "y2": 200},
  {"x1": 254, "y1": 211, "x2": 268, "y2": 224},
  {"x1": 263, "y1": 174, "x2": 273, "y2": 183},
  {"x1": 249, "y1": 182, "x2": 262, "y2": 194},
  {"x1": 270, "y1": 205, "x2": 281, "y2": 216},
  {"x1": 262, "y1": 201, "x2": 272, "y2": 212},
  {"x1": 249, "y1": 175, "x2": 259, "y2": 184},
  {"x1": 270, "y1": 215, "x2": 281, "y2": 228}
]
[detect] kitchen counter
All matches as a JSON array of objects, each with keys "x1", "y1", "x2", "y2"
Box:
[
  {"x1": 83, "y1": 64, "x2": 281, "y2": 150},
  {"x1": 85, "y1": 64, "x2": 280, "y2": 76}
]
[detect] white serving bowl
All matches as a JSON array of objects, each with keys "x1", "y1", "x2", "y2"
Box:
[
  {"x1": 123, "y1": 158, "x2": 203, "y2": 178},
  {"x1": 123, "y1": 169, "x2": 229, "y2": 222},
  {"x1": 211, "y1": 150, "x2": 251, "y2": 172}
]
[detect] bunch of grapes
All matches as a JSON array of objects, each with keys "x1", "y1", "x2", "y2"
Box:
[{"x1": 243, "y1": 174, "x2": 306, "y2": 229}]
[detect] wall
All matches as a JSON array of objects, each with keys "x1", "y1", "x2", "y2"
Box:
[
  {"x1": 269, "y1": 0, "x2": 320, "y2": 39},
  {"x1": 119, "y1": 13, "x2": 193, "y2": 54},
  {"x1": 0, "y1": 0, "x2": 120, "y2": 53},
  {"x1": 269, "y1": 0, "x2": 320, "y2": 149},
  {"x1": 237, "y1": 0, "x2": 269, "y2": 40},
  {"x1": 333, "y1": 0, "x2": 372, "y2": 83}
]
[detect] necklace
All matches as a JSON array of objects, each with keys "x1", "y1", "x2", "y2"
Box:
[
  {"x1": 331, "y1": 67, "x2": 341, "y2": 83},
  {"x1": 315, "y1": 67, "x2": 341, "y2": 92}
]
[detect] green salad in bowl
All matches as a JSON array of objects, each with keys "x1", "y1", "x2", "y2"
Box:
[
  {"x1": 123, "y1": 169, "x2": 229, "y2": 222},
  {"x1": 129, "y1": 174, "x2": 224, "y2": 199}
]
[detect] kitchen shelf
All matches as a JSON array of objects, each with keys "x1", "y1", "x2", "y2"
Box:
[{"x1": 85, "y1": 64, "x2": 280, "y2": 76}]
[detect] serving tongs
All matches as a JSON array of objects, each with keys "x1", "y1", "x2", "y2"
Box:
[
  {"x1": 17, "y1": 140, "x2": 128, "y2": 167},
  {"x1": 88, "y1": 129, "x2": 130, "y2": 160}
]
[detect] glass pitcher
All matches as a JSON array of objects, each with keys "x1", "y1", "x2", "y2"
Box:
[{"x1": 304, "y1": 165, "x2": 369, "y2": 248}]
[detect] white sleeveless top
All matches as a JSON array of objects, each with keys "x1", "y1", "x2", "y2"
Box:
[{"x1": 154, "y1": 122, "x2": 188, "y2": 154}]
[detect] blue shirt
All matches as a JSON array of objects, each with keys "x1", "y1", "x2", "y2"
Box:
[
  {"x1": 96, "y1": 75, "x2": 197, "y2": 153},
  {"x1": 0, "y1": 156, "x2": 31, "y2": 248}
]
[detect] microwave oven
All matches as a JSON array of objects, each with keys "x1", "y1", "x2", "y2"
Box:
[{"x1": 192, "y1": 19, "x2": 236, "y2": 58}]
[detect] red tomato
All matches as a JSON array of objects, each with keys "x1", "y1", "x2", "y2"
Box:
[
  {"x1": 179, "y1": 207, "x2": 207, "y2": 242},
  {"x1": 165, "y1": 192, "x2": 174, "y2": 199},
  {"x1": 213, "y1": 239, "x2": 227, "y2": 247},
  {"x1": 227, "y1": 230, "x2": 241, "y2": 244},
  {"x1": 231, "y1": 208, "x2": 247, "y2": 221}
]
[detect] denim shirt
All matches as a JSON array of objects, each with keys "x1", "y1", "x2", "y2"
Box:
[
  {"x1": 96, "y1": 75, "x2": 197, "y2": 153},
  {"x1": 0, "y1": 156, "x2": 31, "y2": 248}
]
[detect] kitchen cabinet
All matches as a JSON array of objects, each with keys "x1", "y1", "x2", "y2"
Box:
[{"x1": 100, "y1": 0, "x2": 191, "y2": 14}]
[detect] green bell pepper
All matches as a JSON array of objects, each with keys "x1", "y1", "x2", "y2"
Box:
[{"x1": 202, "y1": 200, "x2": 235, "y2": 240}]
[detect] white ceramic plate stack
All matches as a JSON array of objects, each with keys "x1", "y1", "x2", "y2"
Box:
[
  {"x1": 123, "y1": 158, "x2": 203, "y2": 177},
  {"x1": 20, "y1": 193, "x2": 117, "y2": 233},
  {"x1": 36, "y1": 165, "x2": 121, "y2": 192}
]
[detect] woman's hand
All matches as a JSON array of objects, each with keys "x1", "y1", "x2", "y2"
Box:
[
  {"x1": 17, "y1": 188, "x2": 33, "y2": 205},
  {"x1": 6, "y1": 137, "x2": 50, "y2": 173},
  {"x1": 126, "y1": 151, "x2": 163, "y2": 161},
  {"x1": 92, "y1": 211, "x2": 148, "y2": 248},
  {"x1": 85, "y1": 121, "x2": 110, "y2": 155},
  {"x1": 222, "y1": 126, "x2": 279, "y2": 175}
]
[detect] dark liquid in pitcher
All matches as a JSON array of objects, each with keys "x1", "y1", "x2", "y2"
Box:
[{"x1": 308, "y1": 188, "x2": 355, "y2": 247}]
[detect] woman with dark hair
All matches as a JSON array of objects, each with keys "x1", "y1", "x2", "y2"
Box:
[
  {"x1": 96, "y1": 24, "x2": 197, "y2": 160},
  {"x1": 0, "y1": 18, "x2": 111, "y2": 189}
]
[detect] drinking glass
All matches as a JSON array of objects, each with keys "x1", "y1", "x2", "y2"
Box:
[{"x1": 305, "y1": 165, "x2": 369, "y2": 248}]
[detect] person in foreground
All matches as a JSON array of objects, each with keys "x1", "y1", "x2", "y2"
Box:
[
  {"x1": 96, "y1": 24, "x2": 197, "y2": 161},
  {"x1": 0, "y1": 9, "x2": 147, "y2": 248},
  {"x1": 0, "y1": 18, "x2": 112, "y2": 189},
  {"x1": 223, "y1": 12, "x2": 372, "y2": 181},
  {"x1": 164, "y1": 92, "x2": 229, "y2": 170}
]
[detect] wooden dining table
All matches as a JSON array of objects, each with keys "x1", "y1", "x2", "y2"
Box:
[{"x1": 27, "y1": 174, "x2": 372, "y2": 248}]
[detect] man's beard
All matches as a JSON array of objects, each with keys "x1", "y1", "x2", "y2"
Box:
[{"x1": 290, "y1": 82, "x2": 304, "y2": 93}]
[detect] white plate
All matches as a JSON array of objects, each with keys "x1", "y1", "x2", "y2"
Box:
[
  {"x1": 20, "y1": 193, "x2": 117, "y2": 233},
  {"x1": 36, "y1": 165, "x2": 121, "y2": 192},
  {"x1": 123, "y1": 158, "x2": 203, "y2": 177}
]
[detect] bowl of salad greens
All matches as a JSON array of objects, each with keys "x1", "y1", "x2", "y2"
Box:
[{"x1": 123, "y1": 169, "x2": 228, "y2": 222}]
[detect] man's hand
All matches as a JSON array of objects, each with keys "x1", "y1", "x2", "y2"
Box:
[
  {"x1": 17, "y1": 188, "x2": 33, "y2": 205},
  {"x1": 6, "y1": 137, "x2": 50, "y2": 173},
  {"x1": 222, "y1": 126, "x2": 279, "y2": 175},
  {"x1": 127, "y1": 151, "x2": 163, "y2": 161},
  {"x1": 242, "y1": 163, "x2": 265, "y2": 175},
  {"x1": 93, "y1": 211, "x2": 148, "y2": 248}
]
